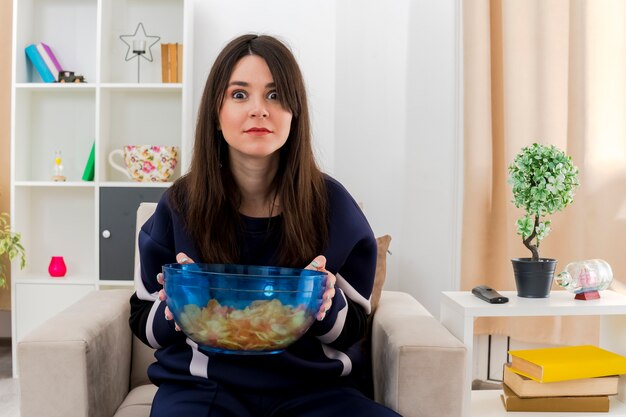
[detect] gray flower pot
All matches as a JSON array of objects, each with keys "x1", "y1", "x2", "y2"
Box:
[{"x1": 511, "y1": 258, "x2": 557, "y2": 298}]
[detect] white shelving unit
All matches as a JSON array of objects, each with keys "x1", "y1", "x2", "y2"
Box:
[
  {"x1": 10, "y1": 0, "x2": 193, "y2": 377},
  {"x1": 440, "y1": 290, "x2": 626, "y2": 416}
]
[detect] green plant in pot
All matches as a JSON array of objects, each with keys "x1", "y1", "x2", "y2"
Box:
[
  {"x1": 0, "y1": 212, "x2": 26, "y2": 289},
  {"x1": 508, "y1": 143, "x2": 579, "y2": 298}
]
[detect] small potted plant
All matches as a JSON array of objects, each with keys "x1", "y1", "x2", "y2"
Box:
[
  {"x1": 508, "y1": 143, "x2": 579, "y2": 297},
  {"x1": 0, "y1": 212, "x2": 26, "y2": 289}
]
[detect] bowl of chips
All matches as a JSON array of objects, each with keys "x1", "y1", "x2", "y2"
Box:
[{"x1": 163, "y1": 263, "x2": 327, "y2": 355}]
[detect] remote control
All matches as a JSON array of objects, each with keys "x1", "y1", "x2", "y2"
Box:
[{"x1": 471, "y1": 285, "x2": 509, "y2": 304}]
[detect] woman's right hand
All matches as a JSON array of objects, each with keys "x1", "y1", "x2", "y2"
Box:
[{"x1": 157, "y1": 252, "x2": 194, "y2": 331}]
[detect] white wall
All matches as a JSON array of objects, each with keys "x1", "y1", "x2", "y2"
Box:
[
  {"x1": 402, "y1": 0, "x2": 463, "y2": 314},
  {"x1": 190, "y1": 0, "x2": 336, "y2": 171},
  {"x1": 334, "y1": 0, "x2": 410, "y2": 292},
  {"x1": 189, "y1": 0, "x2": 462, "y2": 315},
  {"x1": 333, "y1": 0, "x2": 462, "y2": 315}
]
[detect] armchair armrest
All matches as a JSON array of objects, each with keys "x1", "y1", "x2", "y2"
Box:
[
  {"x1": 18, "y1": 289, "x2": 134, "y2": 417},
  {"x1": 372, "y1": 291, "x2": 466, "y2": 417}
]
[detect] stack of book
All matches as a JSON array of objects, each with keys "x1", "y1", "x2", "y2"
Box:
[
  {"x1": 501, "y1": 345, "x2": 626, "y2": 412},
  {"x1": 25, "y1": 42, "x2": 63, "y2": 83},
  {"x1": 161, "y1": 43, "x2": 183, "y2": 83}
]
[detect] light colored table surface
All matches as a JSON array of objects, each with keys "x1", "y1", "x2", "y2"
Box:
[{"x1": 441, "y1": 289, "x2": 626, "y2": 317}]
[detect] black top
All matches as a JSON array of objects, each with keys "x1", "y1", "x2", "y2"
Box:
[{"x1": 129, "y1": 176, "x2": 377, "y2": 391}]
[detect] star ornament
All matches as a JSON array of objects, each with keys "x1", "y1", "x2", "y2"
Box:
[{"x1": 119, "y1": 22, "x2": 161, "y2": 62}]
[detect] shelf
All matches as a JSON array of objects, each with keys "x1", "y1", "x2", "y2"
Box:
[
  {"x1": 98, "y1": 280, "x2": 134, "y2": 287},
  {"x1": 15, "y1": 83, "x2": 180, "y2": 91},
  {"x1": 12, "y1": 187, "x2": 96, "y2": 279},
  {"x1": 99, "y1": 181, "x2": 173, "y2": 188},
  {"x1": 100, "y1": 83, "x2": 182, "y2": 91},
  {"x1": 14, "y1": 0, "x2": 97, "y2": 83},
  {"x1": 100, "y1": 0, "x2": 184, "y2": 84},
  {"x1": 99, "y1": 88, "x2": 182, "y2": 182},
  {"x1": 15, "y1": 83, "x2": 95, "y2": 91},
  {"x1": 14, "y1": 275, "x2": 97, "y2": 285},
  {"x1": 11, "y1": 0, "x2": 189, "y2": 379},
  {"x1": 471, "y1": 390, "x2": 626, "y2": 416},
  {"x1": 14, "y1": 181, "x2": 95, "y2": 187},
  {"x1": 13, "y1": 87, "x2": 96, "y2": 182}
]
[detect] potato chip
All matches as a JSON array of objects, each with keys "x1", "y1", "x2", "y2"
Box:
[{"x1": 178, "y1": 298, "x2": 312, "y2": 351}]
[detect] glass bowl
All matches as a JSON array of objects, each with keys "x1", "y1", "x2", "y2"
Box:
[{"x1": 163, "y1": 263, "x2": 327, "y2": 355}]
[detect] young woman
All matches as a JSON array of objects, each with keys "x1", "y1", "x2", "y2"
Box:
[{"x1": 130, "y1": 34, "x2": 401, "y2": 417}]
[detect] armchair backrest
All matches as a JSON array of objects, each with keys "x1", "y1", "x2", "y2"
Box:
[{"x1": 130, "y1": 202, "x2": 158, "y2": 389}]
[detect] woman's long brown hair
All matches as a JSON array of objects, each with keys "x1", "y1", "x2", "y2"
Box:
[{"x1": 169, "y1": 34, "x2": 328, "y2": 267}]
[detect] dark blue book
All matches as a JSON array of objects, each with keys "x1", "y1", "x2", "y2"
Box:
[{"x1": 25, "y1": 44, "x2": 55, "y2": 83}]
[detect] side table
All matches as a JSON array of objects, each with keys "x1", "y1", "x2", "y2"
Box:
[{"x1": 440, "y1": 289, "x2": 626, "y2": 416}]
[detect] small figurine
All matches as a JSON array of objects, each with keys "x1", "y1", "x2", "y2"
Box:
[
  {"x1": 58, "y1": 70, "x2": 86, "y2": 83},
  {"x1": 52, "y1": 150, "x2": 66, "y2": 182}
]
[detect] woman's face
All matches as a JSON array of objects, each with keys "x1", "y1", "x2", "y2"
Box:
[{"x1": 218, "y1": 55, "x2": 293, "y2": 163}]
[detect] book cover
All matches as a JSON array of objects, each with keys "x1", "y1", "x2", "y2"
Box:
[
  {"x1": 503, "y1": 363, "x2": 618, "y2": 398},
  {"x1": 501, "y1": 384, "x2": 610, "y2": 412},
  {"x1": 177, "y1": 43, "x2": 183, "y2": 83},
  {"x1": 509, "y1": 345, "x2": 626, "y2": 383},
  {"x1": 168, "y1": 43, "x2": 178, "y2": 83},
  {"x1": 161, "y1": 43, "x2": 170, "y2": 83},
  {"x1": 36, "y1": 42, "x2": 63, "y2": 81},
  {"x1": 25, "y1": 44, "x2": 55, "y2": 83},
  {"x1": 81, "y1": 142, "x2": 95, "y2": 181}
]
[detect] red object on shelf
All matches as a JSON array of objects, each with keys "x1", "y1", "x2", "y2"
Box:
[
  {"x1": 575, "y1": 290, "x2": 600, "y2": 300},
  {"x1": 48, "y1": 256, "x2": 67, "y2": 277}
]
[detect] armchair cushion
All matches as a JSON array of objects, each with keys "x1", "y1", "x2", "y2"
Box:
[
  {"x1": 130, "y1": 336, "x2": 155, "y2": 390},
  {"x1": 113, "y1": 385, "x2": 157, "y2": 417},
  {"x1": 371, "y1": 234, "x2": 392, "y2": 313},
  {"x1": 18, "y1": 289, "x2": 133, "y2": 417},
  {"x1": 372, "y1": 291, "x2": 466, "y2": 417}
]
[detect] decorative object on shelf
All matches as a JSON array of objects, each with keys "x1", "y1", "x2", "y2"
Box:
[
  {"x1": 0, "y1": 212, "x2": 26, "y2": 288},
  {"x1": 52, "y1": 150, "x2": 66, "y2": 182},
  {"x1": 508, "y1": 143, "x2": 580, "y2": 298},
  {"x1": 108, "y1": 145, "x2": 178, "y2": 182},
  {"x1": 58, "y1": 70, "x2": 86, "y2": 83},
  {"x1": 119, "y1": 22, "x2": 161, "y2": 83},
  {"x1": 556, "y1": 259, "x2": 613, "y2": 300},
  {"x1": 160, "y1": 43, "x2": 183, "y2": 83},
  {"x1": 36, "y1": 42, "x2": 63, "y2": 82},
  {"x1": 48, "y1": 256, "x2": 67, "y2": 278},
  {"x1": 25, "y1": 44, "x2": 55, "y2": 83},
  {"x1": 82, "y1": 141, "x2": 96, "y2": 181}
]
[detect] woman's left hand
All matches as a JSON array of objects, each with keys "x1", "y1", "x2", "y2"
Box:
[{"x1": 306, "y1": 255, "x2": 336, "y2": 321}]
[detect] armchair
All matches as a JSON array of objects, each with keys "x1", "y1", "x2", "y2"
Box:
[{"x1": 18, "y1": 204, "x2": 466, "y2": 417}]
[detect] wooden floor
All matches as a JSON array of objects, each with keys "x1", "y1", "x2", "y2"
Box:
[{"x1": 0, "y1": 338, "x2": 20, "y2": 417}]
